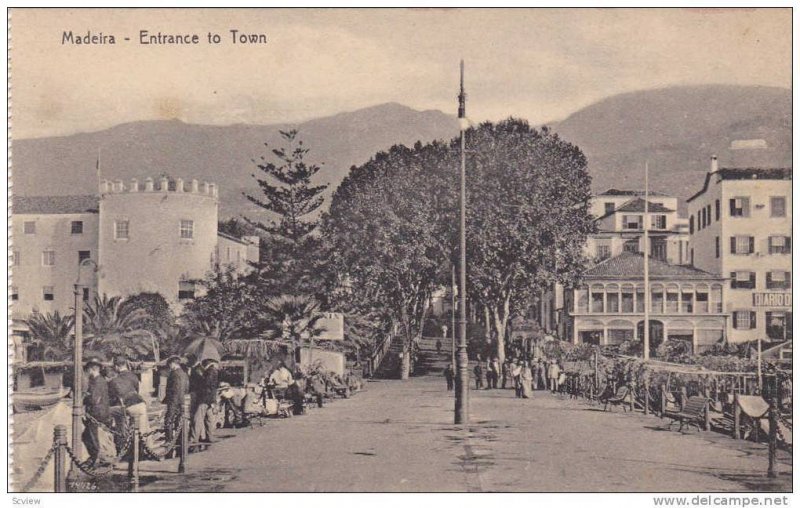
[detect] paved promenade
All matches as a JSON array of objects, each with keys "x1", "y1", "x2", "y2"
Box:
[{"x1": 139, "y1": 372, "x2": 791, "y2": 492}]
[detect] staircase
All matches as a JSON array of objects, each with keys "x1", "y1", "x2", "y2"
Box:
[
  {"x1": 414, "y1": 336, "x2": 454, "y2": 376},
  {"x1": 372, "y1": 335, "x2": 406, "y2": 379}
]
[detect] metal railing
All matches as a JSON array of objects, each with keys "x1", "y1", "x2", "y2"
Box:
[{"x1": 366, "y1": 334, "x2": 394, "y2": 377}]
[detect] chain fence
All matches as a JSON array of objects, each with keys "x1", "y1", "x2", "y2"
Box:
[{"x1": 18, "y1": 445, "x2": 56, "y2": 493}]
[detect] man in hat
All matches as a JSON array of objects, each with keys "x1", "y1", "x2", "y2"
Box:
[
  {"x1": 163, "y1": 355, "x2": 189, "y2": 455},
  {"x1": 192, "y1": 358, "x2": 219, "y2": 443},
  {"x1": 83, "y1": 357, "x2": 114, "y2": 466},
  {"x1": 109, "y1": 355, "x2": 150, "y2": 443}
]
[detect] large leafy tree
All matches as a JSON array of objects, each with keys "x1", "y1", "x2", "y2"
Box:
[
  {"x1": 23, "y1": 311, "x2": 75, "y2": 361},
  {"x1": 179, "y1": 265, "x2": 259, "y2": 342},
  {"x1": 244, "y1": 129, "x2": 328, "y2": 297},
  {"x1": 465, "y1": 120, "x2": 595, "y2": 362},
  {"x1": 324, "y1": 142, "x2": 457, "y2": 378}
]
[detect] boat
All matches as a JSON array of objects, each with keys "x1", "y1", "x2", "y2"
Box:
[{"x1": 13, "y1": 387, "x2": 70, "y2": 413}]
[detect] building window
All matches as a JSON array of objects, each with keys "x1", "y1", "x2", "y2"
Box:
[
  {"x1": 590, "y1": 285, "x2": 604, "y2": 313},
  {"x1": 180, "y1": 219, "x2": 194, "y2": 239},
  {"x1": 770, "y1": 196, "x2": 786, "y2": 218},
  {"x1": 635, "y1": 289, "x2": 645, "y2": 313},
  {"x1": 730, "y1": 235, "x2": 754, "y2": 255},
  {"x1": 766, "y1": 271, "x2": 791, "y2": 290},
  {"x1": 695, "y1": 291, "x2": 709, "y2": 314},
  {"x1": 650, "y1": 238, "x2": 667, "y2": 261},
  {"x1": 715, "y1": 199, "x2": 720, "y2": 221},
  {"x1": 689, "y1": 216, "x2": 694, "y2": 234},
  {"x1": 78, "y1": 250, "x2": 91, "y2": 264},
  {"x1": 715, "y1": 236, "x2": 720, "y2": 258},
  {"x1": 733, "y1": 311, "x2": 756, "y2": 330},
  {"x1": 729, "y1": 197, "x2": 750, "y2": 217},
  {"x1": 115, "y1": 220, "x2": 130, "y2": 240},
  {"x1": 621, "y1": 286, "x2": 634, "y2": 313},
  {"x1": 768, "y1": 236, "x2": 791, "y2": 254},
  {"x1": 680, "y1": 290, "x2": 693, "y2": 314},
  {"x1": 623, "y1": 239, "x2": 639, "y2": 254},
  {"x1": 766, "y1": 312, "x2": 791, "y2": 342},
  {"x1": 12, "y1": 250, "x2": 20, "y2": 266},
  {"x1": 730, "y1": 271, "x2": 756, "y2": 289},
  {"x1": 665, "y1": 287, "x2": 679, "y2": 313},
  {"x1": 697, "y1": 210, "x2": 702, "y2": 230},
  {"x1": 651, "y1": 285, "x2": 664, "y2": 314},
  {"x1": 622, "y1": 215, "x2": 641, "y2": 230},
  {"x1": 651, "y1": 215, "x2": 667, "y2": 230},
  {"x1": 43, "y1": 286, "x2": 54, "y2": 301},
  {"x1": 604, "y1": 202, "x2": 615, "y2": 215},
  {"x1": 702, "y1": 208, "x2": 708, "y2": 228},
  {"x1": 71, "y1": 221, "x2": 83, "y2": 234},
  {"x1": 575, "y1": 289, "x2": 589, "y2": 313},
  {"x1": 178, "y1": 280, "x2": 195, "y2": 300},
  {"x1": 23, "y1": 221, "x2": 36, "y2": 234},
  {"x1": 706, "y1": 205, "x2": 712, "y2": 225},
  {"x1": 595, "y1": 244, "x2": 611, "y2": 261},
  {"x1": 11, "y1": 286, "x2": 18, "y2": 301},
  {"x1": 42, "y1": 250, "x2": 55, "y2": 266},
  {"x1": 606, "y1": 290, "x2": 619, "y2": 313}
]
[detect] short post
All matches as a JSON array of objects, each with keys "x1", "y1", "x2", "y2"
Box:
[
  {"x1": 660, "y1": 384, "x2": 666, "y2": 418},
  {"x1": 179, "y1": 394, "x2": 190, "y2": 473},
  {"x1": 643, "y1": 378, "x2": 650, "y2": 416},
  {"x1": 703, "y1": 386, "x2": 711, "y2": 431},
  {"x1": 733, "y1": 393, "x2": 741, "y2": 440},
  {"x1": 768, "y1": 398, "x2": 777, "y2": 478},
  {"x1": 53, "y1": 425, "x2": 68, "y2": 493},
  {"x1": 128, "y1": 418, "x2": 140, "y2": 492}
]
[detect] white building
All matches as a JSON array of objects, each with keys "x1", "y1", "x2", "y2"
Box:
[
  {"x1": 687, "y1": 158, "x2": 792, "y2": 344},
  {"x1": 11, "y1": 177, "x2": 260, "y2": 347}
]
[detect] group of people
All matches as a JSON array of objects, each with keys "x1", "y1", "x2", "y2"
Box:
[
  {"x1": 442, "y1": 356, "x2": 566, "y2": 399},
  {"x1": 82, "y1": 355, "x2": 155, "y2": 467}
]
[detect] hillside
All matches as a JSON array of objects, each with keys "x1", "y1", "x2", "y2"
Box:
[
  {"x1": 11, "y1": 103, "x2": 461, "y2": 217},
  {"x1": 549, "y1": 85, "x2": 792, "y2": 203},
  {"x1": 11, "y1": 85, "x2": 791, "y2": 218}
]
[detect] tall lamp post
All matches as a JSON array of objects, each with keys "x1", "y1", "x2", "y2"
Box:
[
  {"x1": 69, "y1": 258, "x2": 97, "y2": 479},
  {"x1": 454, "y1": 60, "x2": 470, "y2": 424}
]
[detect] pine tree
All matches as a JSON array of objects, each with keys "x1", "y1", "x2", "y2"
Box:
[{"x1": 244, "y1": 129, "x2": 328, "y2": 296}]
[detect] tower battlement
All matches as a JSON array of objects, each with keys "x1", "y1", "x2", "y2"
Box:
[{"x1": 99, "y1": 177, "x2": 218, "y2": 198}]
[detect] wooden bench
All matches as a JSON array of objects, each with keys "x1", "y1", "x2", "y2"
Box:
[
  {"x1": 665, "y1": 396, "x2": 708, "y2": 432},
  {"x1": 603, "y1": 386, "x2": 630, "y2": 412}
]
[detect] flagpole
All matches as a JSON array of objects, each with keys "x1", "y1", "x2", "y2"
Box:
[{"x1": 643, "y1": 161, "x2": 650, "y2": 360}]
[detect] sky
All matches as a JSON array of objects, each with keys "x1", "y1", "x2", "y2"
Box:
[{"x1": 10, "y1": 8, "x2": 792, "y2": 139}]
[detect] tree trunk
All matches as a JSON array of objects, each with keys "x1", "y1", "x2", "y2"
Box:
[
  {"x1": 483, "y1": 306, "x2": 491, "y2": 343},
  {"x1": 492, "y1": 295, "x2": 512, "y2": 364},
  {"x1": 400, "y1": 347, "x2": 410, "y2": 380}
]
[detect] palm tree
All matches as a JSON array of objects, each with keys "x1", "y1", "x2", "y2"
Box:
[
  {"x1": 83, "y1": 294, "x2": 153, "y2": 360},
  {"x1": 22, "y1": 311, "x2": 75, "y2": 361}
]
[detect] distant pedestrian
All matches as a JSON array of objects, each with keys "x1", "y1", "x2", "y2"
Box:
[
  {"x1": 473, "y1": 363, "x2": 484, "y2": 390},
  {"x1": 490, "y1": 357, "x2": 500, "y2": 389},
  {"x1": 502, "y1": 360, "x2": 511, "y2": 389},
  {"x1": 163, "y1": 355, "x2": 189, "y2": 456},
  {"x1": 512, "y1": 360, "x2": 523, "y2": 398},
  {"x1": 444, "y1": 364, "x2": 454, "y2": 391},
  {"x1": 192, "y1": 358, "x2": 219, "y2": 443},
  {"x1": 548, "y1": 359, "x2": 561, "y2": 393},
  {"x1": 520, "y1": 362, "x2": 533, "y2": 399},
  {"x1": 82, "y1": 357, "x2": 114, "y2": 467},
  {"x1": 436, "y1": 339, "x2": 443, "y2": 354}
]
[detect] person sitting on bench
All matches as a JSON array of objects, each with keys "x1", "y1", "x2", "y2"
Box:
[{"x1": 266, "y1": 362, "x2": 294, "y2": 400}]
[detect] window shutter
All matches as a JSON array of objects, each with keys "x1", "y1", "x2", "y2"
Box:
[
  {"x1": 749, "y1": 272, "x2": 756, "y2": 288},
  {"x1": 730, "y1": 237, "x2": 736, "y2": 254},
  {"x1": 729, "y1": 199, "x2": 736, "y2": 216},
  {"x1": 766, "y1": 272, "x2": 772, "y2": 286},
  {"x1": 749, "y1": 312, "x2": 756, "y2": 329},
  {"x1": 749, "y1": 236, "x2": 755, "y2": 254},
  {"x1": 786, "y1": 236, "x2": 791, "y2": 252}
]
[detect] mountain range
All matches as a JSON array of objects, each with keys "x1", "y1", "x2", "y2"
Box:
[{"x1": 11, "y1": 85, "x2": 791, "y2": 218}]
